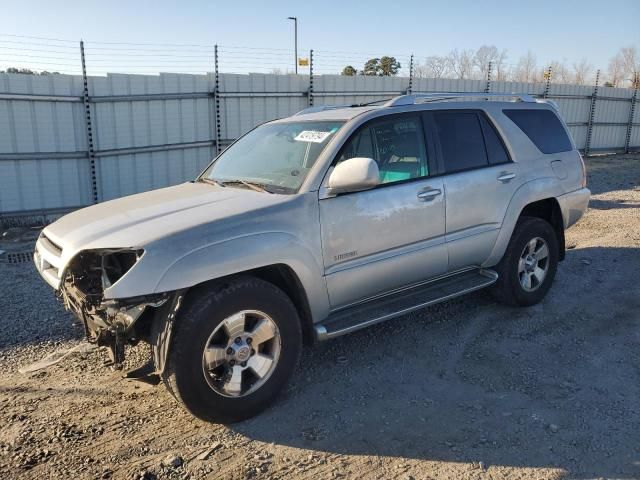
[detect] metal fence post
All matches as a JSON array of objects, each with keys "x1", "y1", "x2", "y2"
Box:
[
  {"x1": 308, "y1": 49, "x2": 314, "y2": 107},
  {"x1": 408, "y1": 54, "x2": 414, "y2": 94},
  {"x1": 214, "y1": 44, "x2": 222, "y2": 155},
  {"x1": 543, "y1": 66, "x2": 552, "y2": 99},
  {"x1": 585, "y1": 69, "x2": 600, "y2": 156},
  {"x1": 624, "y1": 73, "x2": 638, "y2": 154},
  {"x1": 484, "y1": 61, "x2": 492, "y2": 94},
  {"x1": 80, "y1": 40, "x2": 98, "y2": 204}
]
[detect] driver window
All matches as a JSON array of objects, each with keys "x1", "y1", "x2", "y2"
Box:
[{"x1": 337, "y1": 115, "x2": 428, "y2": 184}]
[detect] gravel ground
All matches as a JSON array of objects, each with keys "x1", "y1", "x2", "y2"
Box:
[{"x1": 0, "y1": 154, "x2": 639, "y2": 480}]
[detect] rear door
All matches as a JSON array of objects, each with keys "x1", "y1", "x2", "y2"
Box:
[
  {"x1": 319, "y1": 113, "x2": 448, "y2": 308},
  {"x1": 430, "y1": 110, "x2": 519, "y2": 270}
]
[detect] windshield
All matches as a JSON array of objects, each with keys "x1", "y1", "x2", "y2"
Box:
[{"x1": 201, "y1": 120, "x2": 344, "y2": 193}]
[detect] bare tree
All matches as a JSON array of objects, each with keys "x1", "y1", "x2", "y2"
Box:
[
  {"x1": 414, "y1": 55, "x2": 450, "y2": 78},
  {"x1": 494, "y1": 49, "x2": 509, "y2": 81},
  {"x1": 607, "y1": 53, "x2": 626, "y2": 87},
  {"x1": 330, "y1": 44, "x2": 640, "y2": 87},
  {"x1": 548, "y1": 60, "x2": 573, "y2": 84},
  {"x1": 514, "y1": 51, "x2": 538, "y2": 82},
  {"x1": 474, "y1": 45, "x2": 507, "y2": 80},
  {"x1": 620, "y1": 46, "x2": 640, "y2": 86},
  {"x1": 448, "y1": 49, "x2": 475, "y2": 79},
  {"x1": 572, "y1": 58, "x2": 593, "y2": 85}
]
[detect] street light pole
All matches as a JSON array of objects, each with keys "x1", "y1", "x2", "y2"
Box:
[{"x1": 287, "y1": 16, "x2": 298, "y2": 74}]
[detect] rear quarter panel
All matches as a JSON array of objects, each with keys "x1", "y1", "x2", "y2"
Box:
[{"x1": 481, "y1": 104, "x2": 584, "y2": 267}]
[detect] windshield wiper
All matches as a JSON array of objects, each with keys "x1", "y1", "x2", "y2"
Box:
[
  {"x1": 220, "y1": 180, "x2": 273, "y2": 193},
  {"x1": 197, "y1": 177, "x2": 225, "y2": 187}
]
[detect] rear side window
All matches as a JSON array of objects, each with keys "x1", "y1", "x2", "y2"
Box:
[
  {"x1": 503, "y1": 109, "x2": 572, "y2": 154},
  {"x1": 434, "y1": 112, "x2": 488, "y2": 172},
  {"x1": 479, "y1": 115, "x2": 510, "y2": 165}
]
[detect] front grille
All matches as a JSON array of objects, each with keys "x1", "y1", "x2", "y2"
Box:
[
  {"x1": 34, "y1": 232, "x2": 64, "y2": 288},
  {"x1": 41, "y1": 232, "x2": 63, "y2": 256}
]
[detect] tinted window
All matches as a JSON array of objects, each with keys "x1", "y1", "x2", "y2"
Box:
[
  {"x1": 338, "y1": 115, "x2": 428, "y2": 184},
  {"x1": 479, "y1": 114, "x2": 510, "y2": 165},
  {"x1": 434, "y1": 112, "x2": 488, "y2": 172},
  {"x1": 503, "y1": 109, "x2": 572, "y2": 154}
]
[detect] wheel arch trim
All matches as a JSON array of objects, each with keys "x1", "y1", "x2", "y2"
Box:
[
  {"x1": 150, "y1": 232, "x2": 330, "y2": 324},
  {"x1": 483, "y1": 177, "x2": 566, "y2": 267}
]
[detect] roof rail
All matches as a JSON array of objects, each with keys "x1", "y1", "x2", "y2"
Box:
[
  {"x1": 535, "y1": 98, "x2": 560, "y2": 111},
  {"x1": 294, "y1": 105, "x2": 351, "y2": 116},
  {"x1": 384, "y1": 92, "x2": 537, "y2": 107}
]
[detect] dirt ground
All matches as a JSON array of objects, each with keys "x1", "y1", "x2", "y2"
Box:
[{"x1": 0, "y1": 154, "x2": 639, "y2": 480}]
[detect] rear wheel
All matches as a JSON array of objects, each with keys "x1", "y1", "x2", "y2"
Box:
[
  {"x1": 491, "y1": 216, "x2": 559, "y2": 306},
  {"x1": 162, "y1": 277, "x2": 302, "y2": 423}
]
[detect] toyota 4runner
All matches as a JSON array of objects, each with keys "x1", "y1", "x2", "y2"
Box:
[{"x1": 34, "y1": 92, "x2": 590, "y2": 422}]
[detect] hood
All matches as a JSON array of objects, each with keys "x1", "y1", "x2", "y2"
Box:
[{"x1": 44, "y1": 182, "x2": 292, "y2": 254}]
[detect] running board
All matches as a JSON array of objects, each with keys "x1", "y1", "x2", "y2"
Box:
[{"x1": 315, "y1": 269, "x2": 498, "y2": 341}]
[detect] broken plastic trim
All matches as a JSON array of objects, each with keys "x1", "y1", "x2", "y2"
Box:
[
  {"x1": 124, "y1": 290, "x2": 186, "y2": 384},
  {"x1": 18, "y1": 342, "x2": 98, "y2": 374},
  {"x1": 60, "y1": 249, "x2": 168, "y2": 365}
]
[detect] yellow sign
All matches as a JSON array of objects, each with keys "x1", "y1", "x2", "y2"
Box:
[
  {"x1": 543, "y1": 71, "x2": 551, "y2": 80},
  {"x1": 298, "y1": 58, "x2": 309, "y2": 66}
]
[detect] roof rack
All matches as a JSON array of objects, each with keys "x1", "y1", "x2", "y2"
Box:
[
  {"x1": 294, "y1": 105, "x2": 351, "y2": 116},
  {"x1": 384, "y1": 92, "x2": 537, "y2": 107},
  {"x1": 293, "y1": 92, "x2": 554, "y2": 116}
]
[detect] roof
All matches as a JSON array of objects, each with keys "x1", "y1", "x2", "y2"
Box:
[
  {"x1": 272, "y1": 92, "x2": 558, "y2": 123},
  {"x1": 272, "y1": 105, "x2": 380, "y2": 122}
]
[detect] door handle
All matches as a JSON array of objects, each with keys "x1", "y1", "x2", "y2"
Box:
[
  {"x1": 417, "y1": 188, "x2": 442, "y2": 201},
  {"x1": 497, "y1": 172, "x2": 516, "y2": 183}
]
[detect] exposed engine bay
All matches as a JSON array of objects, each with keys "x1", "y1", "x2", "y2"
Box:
[{"x1": 59, "y1": 249, "x2": 171, "y2": 366}]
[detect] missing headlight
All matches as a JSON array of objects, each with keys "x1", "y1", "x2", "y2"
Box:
[
  {"x1": 64, "y1": 248, "x2": 144, "y2": 300},
  {"x1": 101, "y1": 249, "x2": 144, "y2": 287}
]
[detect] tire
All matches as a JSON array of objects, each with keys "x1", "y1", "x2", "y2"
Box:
[
  {"x1": 162, "y1": 276, "x2": 302, "y2": 423},
  {"x1": 491, "y1": 216, "x2": 559, "y2": 307}
]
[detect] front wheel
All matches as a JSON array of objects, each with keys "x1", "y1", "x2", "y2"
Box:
[
  {"x1": 162, "y1": 277, "x2": 302, "y2": 423},
  {"x1": 491, "y1": 216, "x2": 559, "y2": 306}
]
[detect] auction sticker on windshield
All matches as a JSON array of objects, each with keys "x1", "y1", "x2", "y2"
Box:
[{"x1": 294, "y1": 130, "x2": 333, "y2": 143}]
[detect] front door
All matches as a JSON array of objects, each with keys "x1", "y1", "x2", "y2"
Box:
[{"x1": 319, "y1": 113, "x2": 448, "y2": 309}]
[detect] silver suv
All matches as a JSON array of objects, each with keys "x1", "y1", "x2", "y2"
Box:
[{"x1": 34, "y1": 93, "x2": 590, "y2": 423}]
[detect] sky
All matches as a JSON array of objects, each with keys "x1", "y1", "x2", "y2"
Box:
[{"x1": 2, "y1": 0, "x2": 639, "y2": 76}]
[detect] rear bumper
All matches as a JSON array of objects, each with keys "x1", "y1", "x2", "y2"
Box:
[{"x1": 557, "y1": 188, "x2": 590, "y2": 229}]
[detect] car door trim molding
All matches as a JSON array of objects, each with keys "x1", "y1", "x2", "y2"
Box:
[
  {"x1": 324, "y1": 233, "x2": 445, "y2": 276},
  {"x1": 445, "y1": 222, "x2": 501, "y2": 242}
]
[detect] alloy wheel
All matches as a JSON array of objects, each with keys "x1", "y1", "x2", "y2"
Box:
[
  {"x1": 518, "y1": 237, "x2": 550, "y2": 292},
  {"x1": 201, "y1": 310, "x2": 281, "y2": 397}
]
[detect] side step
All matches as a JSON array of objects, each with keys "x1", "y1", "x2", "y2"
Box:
[{"x1": 315, "y1": 269, "x2": 498, "y2": 341}]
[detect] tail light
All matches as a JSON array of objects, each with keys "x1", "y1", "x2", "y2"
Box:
[{"x1": 578, "y1": 153, "x2": 587, "y2": 188}]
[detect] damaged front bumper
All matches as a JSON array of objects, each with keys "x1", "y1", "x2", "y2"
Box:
[
  {"x1": 34, "y1": 235, "x2": 182, "y2": 368},
  {"x1": 61, "y1": 284, "x2": 169, "y2": 365}
]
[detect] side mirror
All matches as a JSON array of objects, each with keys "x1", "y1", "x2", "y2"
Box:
[{"x1": 327, "y1": 157, "x2": 379, "y2": 194}]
